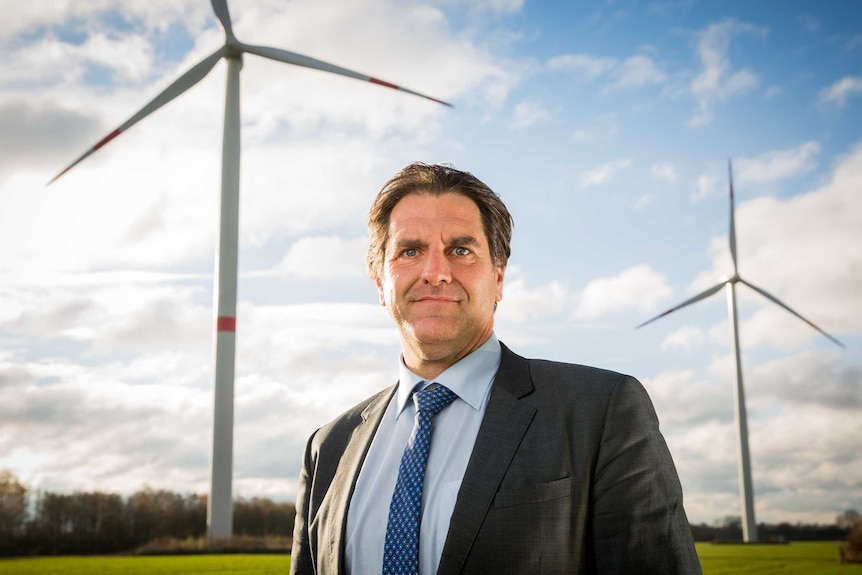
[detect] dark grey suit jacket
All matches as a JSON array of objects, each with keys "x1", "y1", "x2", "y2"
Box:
[{"x1": 290, "y1": 344, "x2": 702, "y2": 574}]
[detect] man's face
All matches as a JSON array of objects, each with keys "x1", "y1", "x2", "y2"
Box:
[{"x1": 376, "y1": 192, "x2": 505, "y2": 371}]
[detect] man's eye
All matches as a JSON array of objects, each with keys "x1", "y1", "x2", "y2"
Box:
[
  {"x1": 453, "y1": 247, "x2": 471, "y2": 256},
  {"x1": 403, "y1": 248, "x2": 419, "y2": 257}
]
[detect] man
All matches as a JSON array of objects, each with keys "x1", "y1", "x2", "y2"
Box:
[{"x1": 290, "y1": 163, "x2": 702, "y2": 574}]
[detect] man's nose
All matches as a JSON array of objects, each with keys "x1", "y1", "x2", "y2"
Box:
[{"x1": 422, "y1": 249, "x2": 452, "y2": 285}]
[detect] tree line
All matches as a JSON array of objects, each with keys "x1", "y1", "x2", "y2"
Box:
[
  {"x1": 0, "y1": 470, "x2": 295, "y2": 556},
  {"x1": 2, "y1": 469, "x2": 858, "y2": 555},
  {"x1": 689, "y1": 516, "x2": 851, "y2": 543}
]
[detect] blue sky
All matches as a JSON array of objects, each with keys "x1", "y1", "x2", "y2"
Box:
[{"x1": 1, "y1": 0, "x2": 860, "y2": 526}]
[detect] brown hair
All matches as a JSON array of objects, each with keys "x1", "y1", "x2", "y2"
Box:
[{"x1": 366, "y1": 162, "x2": 513, "y2": 279}]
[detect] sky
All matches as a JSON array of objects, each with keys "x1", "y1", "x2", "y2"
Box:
[{"x1": 1, "y1": 0, "x2": 860, "y2": 527}]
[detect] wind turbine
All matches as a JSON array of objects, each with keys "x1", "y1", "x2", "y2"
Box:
[
  {"x1": 48, "y1": 0, "x2": 451, "y2": 539},
  {"x1": 637, "y1": 160, "x2": 843, "y2": 543}
]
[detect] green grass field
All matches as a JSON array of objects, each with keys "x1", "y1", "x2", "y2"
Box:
[
  {"x1": 696, "y1": 541, "x2": 861, "y2": 574},
  {"x1": 0, "y1": 554, "x2": 290, "y2": 574},
  {"x1": 0, "y1": 543, "x2": 859, "y2": 574}
]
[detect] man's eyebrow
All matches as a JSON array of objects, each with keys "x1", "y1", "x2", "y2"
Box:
[
  {"x1": 448, "y1": 235, "x2": 480, "y2": 246},
  {"x1": 390, "y1": 236, "x2": 480, "y2": 250},
  {"x1": 393, "y1": 238, "x2": 425, "y2": 250}
]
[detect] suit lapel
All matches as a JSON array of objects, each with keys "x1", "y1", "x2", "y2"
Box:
[
  {"x1": 320, "y1": 385, "x2": 395, "y2": 575},
  {"x1": 437, "y1": 344, "x2": 536, "y2": 574}
]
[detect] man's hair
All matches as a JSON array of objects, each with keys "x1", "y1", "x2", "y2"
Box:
[{"x1": 366, "y1": 162, "x2": 513, "y2": 279}]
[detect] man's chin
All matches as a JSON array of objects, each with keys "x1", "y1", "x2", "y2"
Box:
[{"x1": 405, "y1": 317, "x2": 460, "y2": 338}]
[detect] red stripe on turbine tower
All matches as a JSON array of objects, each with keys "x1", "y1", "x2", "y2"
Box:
[{"x1": 217, "y1": 316, "x2": 236, "y2": 332}]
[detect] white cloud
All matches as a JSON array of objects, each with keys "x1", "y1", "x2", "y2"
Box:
[
  {"x1": 80, "y1": 33, "x2": 157, "y2": 82},
  {"x1": 692, "y1": 173, "x2": 718, "y2": 201},
  {"x1": 751, "y1": 351, "x2": 861, "y2": 410},
  {"x1": 819, "y1": 75, "x2": 862, "y2": 108},
  {"x1": 0, "y1": 99, "x2": 102, "y2": 181},
  {"x1": 661, "y1": 325, "x2": 705, "y2": 350},
  {"x1": 796, "y1": 14, "x2": 821, "y2": 33},
  {"x1": 641, "y1": 368, "x2": 730, "y2": 427},
  {"x1": 764, "y1": 85, "x2": 782, "y2": 99},
  {"x1": 689, "y1": 19, "x2": 766, "y2": 127},
  {"x1": 634, "y1": 192, "x2": 655, "y2": 210},
  {"x1": 735, "y1": 141, "x2": 820, "y2": 184},
  {"x1": 497, "y1": 276, "x2": 568, "y2": 323},
  {"x1": 0, "y1": 2, "x2": 211, "y2": 40},
  {"x1": 547, "y1": 53, "x2": 617, "y2": 80},
  {"x1": 846, "y1": 33, "x2": 862, "y2": 51},
  {"x1": 580, "y1": 158, "x2": 631, "y2": 187},
  {"x1": 230, "y1": 0, "x2": 515, "y2": 114},
  {"x1": 611, "y1": 54, "x2": 667, "y2": 89},
  {"x1": 572, "y1": 120, "x2": 619, "y2": 142},
  {"x1": 472, "y1": 0, "x2": 525, "y2": 15},
  {"x1": 276, "y1": 235, "x2": 368, "y2": 281},
  {"x1": 651, "y1": 163, "x2": 678, "y2": 184},
  {"x1": 548, "y1": 53, "x2": 665, "y2": 90},
  {"x1": 573, "y1": 264, "x2": 672, "y2": 320},
  {"x1": 510, "y1": 100, "x2": 550, "y2": 128}
]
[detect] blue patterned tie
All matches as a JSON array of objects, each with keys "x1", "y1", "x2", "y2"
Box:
[{"x1": 382, "y1": 384, "x2": 457, "y2": 575}]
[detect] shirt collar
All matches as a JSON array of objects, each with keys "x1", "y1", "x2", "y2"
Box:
[{"x1": 395, "y1": 333, "x2": 501, "y2": 419}]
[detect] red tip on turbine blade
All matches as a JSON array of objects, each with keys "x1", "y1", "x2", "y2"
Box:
[
  {"x1": 94, "y1": 129, "x2": 122, "y2": 150},
  {"x1": 217, "y1": 316, "x2": 236, "y2": 332},
  {"x1": 47, "y1": 128, "x2": 124, "y2": 185},
  {"x1": 369, "y1": 77, "x2": 399, "y2": 90},
  {"x1": 425, "y1": 95, "x2": 453, "y2": 107},
  {"x1": 47, "y1": 166, "x2": 72, "y2": 186},
  {"x1": 804, "y1": 319, "x2": 845, "y2": 348},
  {"x1": 369, "y1": 77, "x2": 452, "y2": 107}
]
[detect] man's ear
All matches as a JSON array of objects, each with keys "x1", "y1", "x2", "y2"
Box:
[
  {"x1": 375, "y1": 276, "x2": 386, "y2": 307},
  {"x1": 495, "y1": 263, "x2": 506, "y2": 303}
]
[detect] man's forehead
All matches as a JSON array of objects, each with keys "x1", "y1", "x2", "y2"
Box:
[
  {"x1": 391, "y1": 192, "x2": 479, "y2": 220},
  {"x1": 387, "y1": 215, "x2": 484, "y2": 240}
]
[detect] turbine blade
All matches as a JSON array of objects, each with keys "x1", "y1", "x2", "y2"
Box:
[
  {"x1": 729, "y1": 159, "x2": 739, "y2": 276},
  {"x1": 636, "y1": 281, "x2": 726, "y2": 329},
  {"x1": 740, "y1": 279, "x2": 845, "y2": 348},
  {"x1": 242, "y1": 43, "x2": 452, "y2": 107},
  {"x1": 211, "y1": 0, "x2": 236, "y2": 43},
  {"x1": 48, "y1": 48, "x2": 225, "y2": 185}
]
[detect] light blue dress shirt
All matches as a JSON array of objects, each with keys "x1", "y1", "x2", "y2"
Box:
[{"x1": 345, "y1": 334, "x2": 501, "y2": 575}]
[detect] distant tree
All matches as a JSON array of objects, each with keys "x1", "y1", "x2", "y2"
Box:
[
  {"x1": 0, "y1": 470, "x2": 28, "y2": 534},
  {"x1": 689, "y1": 522, "x2": 717, "y2": 542},
  {"x1": 127, "y1": 485, "x2": 205, "y2": 541},
  {"x1": 713, "y1": 515, "x2": 742, "y2": 541},
  {"x1": 234, "y1": 496, "x2": 296, "y2": 537},
  {"x1": 838, "y1": 510, "x2": 861, "y2": 529},
  {"x1": 36, "y1": 492, "x2": 73, "y2": 535},
  {"x1": 843, "y1": 522, "x2": 862, "y2": 563}
]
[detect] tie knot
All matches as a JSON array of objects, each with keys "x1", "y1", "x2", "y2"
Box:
[{"x1": 414, "y1": 384, "x2": 457, "y2": 417}]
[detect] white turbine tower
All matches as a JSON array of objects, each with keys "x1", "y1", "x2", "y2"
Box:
[
  {"x1": 637, "y1": 160, "x2": 843, "y2": 543},
  {"x1": 49, "y1": 0, "x2": 451, "y2": 539}
]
